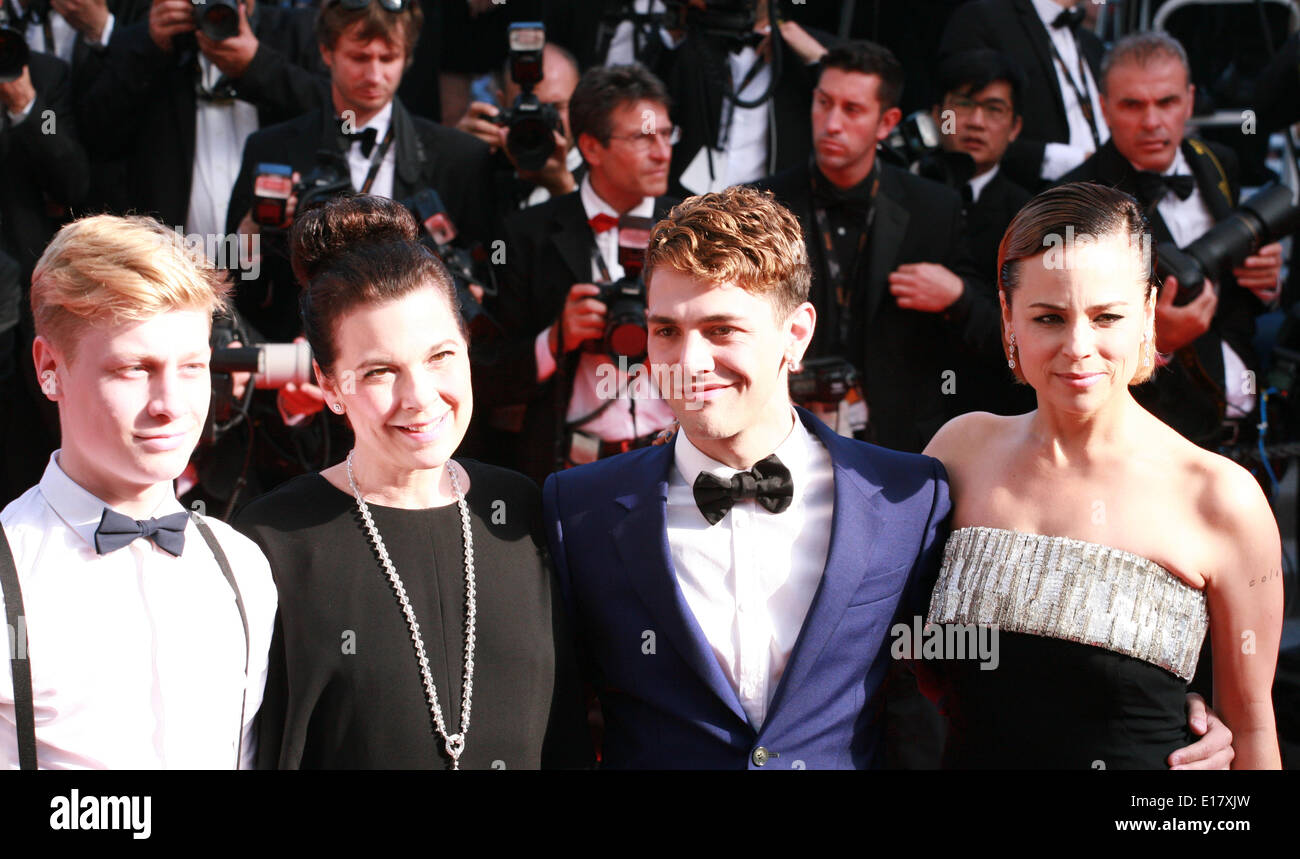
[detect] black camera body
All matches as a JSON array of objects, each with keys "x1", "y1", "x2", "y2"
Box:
[
  {"x1": 587, "y1": 215, "x2": 655, "y2": 361},
  {"x1": 401, "y1": 188, "x2": 501, "y2": 341},
  {"x1": 789, "y1": 357, "x2": 860, "y2": 405},
  {"x1": 494, "y1": 22, "x2": 563, "y2": 172},
  {"x1": 661, "y1": 0, "x2": 759, "y2": 50},
  {"x1": 1156, "y1": 184, "x2": 1300, "y2": 305},
  {"x1": 0, "y1": 4, "x2": 30, "y2": 83},
  {"x1": 193, "y1": 0, "x2": 241, "y2": 41},
  {"x1": 251, "y1": 153, "x2": 353, "y2": 227}
]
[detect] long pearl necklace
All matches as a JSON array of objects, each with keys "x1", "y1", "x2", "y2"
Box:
[{"x1": 346, "y1": 451, "x2": 477, "y2": 770}]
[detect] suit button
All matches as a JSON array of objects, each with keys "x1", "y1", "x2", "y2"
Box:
[{"x1": 752, "y1": 746, "x2": 770, "y2": 767}]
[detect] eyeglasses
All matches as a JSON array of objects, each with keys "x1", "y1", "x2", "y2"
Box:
[
  {"x1": 606, "y1": 125, "x2": 681, "y2": 150},
  {"x1": 328, "y1": 0, "x2": 409, "y2": 12},
  {"x1": 945, "y1": 95, "x2": 1014, "y2": 122}
]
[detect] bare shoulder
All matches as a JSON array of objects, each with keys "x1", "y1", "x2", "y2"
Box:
[
  {"x1": 924, "y1": 411, "x2": 1024, "y2": 470},
  {"x1": 1171, "y1": 435, "x2": 1279, "y2": 578}
]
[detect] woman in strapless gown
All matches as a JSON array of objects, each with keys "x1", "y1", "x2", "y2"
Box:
[{"x1": 920, "y1": 183, "x2": 1283, "y2": 769}]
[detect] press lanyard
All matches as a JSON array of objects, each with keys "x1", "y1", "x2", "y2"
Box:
[
  {"x1": 1048, "y1": 37, "x2": 1102, "y2": 149},
  {"x1": 718, "y1": 52, "x2": 767, "y2": 151},
  {"x1": 359, "y1": 126, "x2": 396, "y2": 195},
  {"x1": 810, "y1": 164, "x2": 879, "y2": 352}
]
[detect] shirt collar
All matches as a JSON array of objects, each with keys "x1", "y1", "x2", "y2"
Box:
[
  {"x1": 1031, "y1": 0, "x2": 1075, "y2": 29},
  {"x1": 1163, "y1": 146, "x2": 1189, "y2": 177},
  {"x1": 580, "y1": 174, "x2": 655, "y2": 222},
  {"x1": 969, "y1": 164, "x2": 999, "y2": 204},
  {"x1": 37, "y1": 451, "x2": 186, "y2": 550},
  {"x1": 673, "y1": 408, "x2": 817, "y2": 499},
  {"x1": 358, "y1": 100, "x2": 394, "y2": 135}
]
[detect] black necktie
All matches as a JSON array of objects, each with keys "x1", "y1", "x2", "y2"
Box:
[
  {"x1": 960, "y1": 182, "x2": 975, "y2": 213},
  {"x1": 692, "y1": 455, "x2": 794, "y2": 526},
  {"x1": 1135, "y1": 171, "x2": 1196, "y2": 207},
  {"x1": 339, "y1": 123, "x2": 379, "y2": 157},
  {"x1": 1052, "y1": 5, "x2": 1085, "y2": 33},
  {"x1": 94, "y1": 509, "x2": 189, "y2": 557}
]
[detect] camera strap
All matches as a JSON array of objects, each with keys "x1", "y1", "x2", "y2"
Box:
[
  {"x1": 1047, "y1": 38, "x2": 1101, "y2": 150},
  {"x1": 810, "y1": 161, "x2": 879, "y2": 353},
  {"x1": 590, "y1": 244, "x2": 613, "y2": 283},
  {"x1": 359, "y1": 126, "x2": 396, "y2": 195},
  {"x1": 717, "y1": 51, "x2": 768, "y2": 152}
]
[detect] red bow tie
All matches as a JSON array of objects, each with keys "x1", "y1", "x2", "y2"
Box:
[{"x1": 588, "y1": 213, "x2": 619, "y2": 234}]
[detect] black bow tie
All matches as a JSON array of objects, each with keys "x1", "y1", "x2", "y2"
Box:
[
  {"x1": 692, "y1": 455, "x2": 794, "y2": 526},
  {"x1": 1135, "y1": 170, "x2": 1196, "y2": 206},
  {"x1": 94, "y1": 508, "x2": 190, "y2": 557},
  {"x1": 1052, "y1": 5, "x2": 1086, "y2": 32},
  {"x1": 339, "y1": 123, "x2": 379, "y2": 157}
]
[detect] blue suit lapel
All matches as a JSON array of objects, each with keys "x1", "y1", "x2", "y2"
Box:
[
  {"x1": 610, "y1": 443, "x2": 751, "y2": 729},
  {"x1": 763, "y1": 409, "x2": 886, "y2": 724}
]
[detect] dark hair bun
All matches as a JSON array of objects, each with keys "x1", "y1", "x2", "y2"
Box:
[{"x1": 289, "y1": 194, "x2": 420, "y2": 285}]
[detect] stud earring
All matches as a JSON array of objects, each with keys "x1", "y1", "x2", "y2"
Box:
[{"x1": 331, "y1": 403, "x2": 344, "y2": 414}]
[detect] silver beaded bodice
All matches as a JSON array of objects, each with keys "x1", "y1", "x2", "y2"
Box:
[{"x1": 927, "y1": 526, "x2": 1208, "y2": 681}]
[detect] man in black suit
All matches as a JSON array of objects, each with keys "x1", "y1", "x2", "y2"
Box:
[
  {"x1": 929, "y1": 48, "x2": 1036, "y2": 417},
  {"x1": 77, "y1": 0, "x2": 326, "y2": 230},
  {"x1": 756, "y1": 42, "x2": 995, "y2": 455},
  {"x1": 482, "y1": 63, "x2": 679, "y2": 485},
  {"x1": 225, "y1": 0, "x2": 497, "y2": 343},
  {"x1": 940, "y1": 0, "x2": 1107, "y2": 190},
  {"x1": 0, "y1": 49, "x2": 90, "y2": 505},
  {"x1": 1061, "y1": 31, "x2": 1284, "y2": 449}
]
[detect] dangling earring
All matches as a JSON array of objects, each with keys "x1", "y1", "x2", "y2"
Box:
[
  {"x1": 1142, "y1": 330, "x2": 1154, "y2": 368},
  {"x1": 1007, "y1": 329, "x2": 1017, "y2": 370}
]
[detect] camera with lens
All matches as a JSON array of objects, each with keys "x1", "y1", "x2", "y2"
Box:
[
  {"x1": 661, "y1": 0, "x2": 759, "y2": 50},
  {"x1": 193, "y1": 0, "x2": 241, "y2": 41},
  {"x1": 401, "y1": 188, "x2": 501, "y2": 341},
  {"x1": 252, "y1": 153, "x2": 354, "y2": 227},
  {"x1": 205, "y1": 314, "x2": 314, "y2": 445},
  {"x1": 588, "y1": 215, "x2": 654, "y2": 362},
  {"x1": 0, "y1": 4, "x2": 30, "y2": 83},
  {"x1": 493, "y1": 22, "x2": 563, "y2": 172},
  {"x1": 788, "y1": 357, "x2": 860, "y2": 405},
  {"x1": 1156, "y1": 184, "x2": 1300, "y2": 305}
]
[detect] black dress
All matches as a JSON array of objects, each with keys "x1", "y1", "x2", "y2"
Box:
[
  {"x1": 233, "y1": 459, "x2": 592, "y2": 769},
  {"x1": 923, "y1": 526, "x2": 1210, "y2": 769}
]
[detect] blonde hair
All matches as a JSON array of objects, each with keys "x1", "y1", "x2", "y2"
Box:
[
  {"x1": 31, "y1": 215, "x2": 230, "y2": 359},
  {"x1": 645, "y1": 186, "x2": 811, "y2": 319}
]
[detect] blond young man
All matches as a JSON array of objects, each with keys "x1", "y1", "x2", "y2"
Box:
[{"x1": 0, "y1": 215, "x2": 277, "y2": 769}]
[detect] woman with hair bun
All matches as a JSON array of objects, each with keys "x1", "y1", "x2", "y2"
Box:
[
  {"x1": 921, "y1": 182, "x2": 1282, "y2": 769},
  {"x1": 234, "y1": 195, "x2": 590, "y2": 769}
]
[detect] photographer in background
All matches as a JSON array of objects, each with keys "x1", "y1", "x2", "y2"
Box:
[
  {"x1": 928, "y1": 48, "x2": 1035, "y2": 417},
  {"x1": 651, "y1": 0, "x2": 837, "y2": 197},
  {"x1": 456, "y1": 38, "x2": 583, "y2": 212},
  {"x1": 2, "y1": 0, "x2": 129, "y2": 68},
  {"x1": 226, "y1": 0, "x2": 497, "y2": 344},
  {"x1": 1061, "y1": 32, "x2": 1284, "y2": 451},
  {"x1": 756, "y1": 41, "x2": 994, "y2": 455},
  {"x1": 76, "y1": 0, "x2": 327, "y2": 232},
  {"x1": 482, "y1": 63, "x2": 679, "y2": 485}
]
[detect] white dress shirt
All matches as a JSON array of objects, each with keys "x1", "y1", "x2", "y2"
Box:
[
  {"x1": 667, "y1": 412, "x2": 834, "y2": 728},
  {"x1": 968, "y1": 163, "x2": 1000, "y2": 205},
  {"x1": 187, "y1": 54, "x2": 260, "y2": 241},
  {"x1": 1153, "y1": 148, "x2": 1253, "y2": 418},
  {"x1": 604, "y1": 0, "x2": 670, "y2": 66},
  {"x1": 1031, "y1": 0, "x2": 1109, "y2": 180},
  {"x1": 0, "y1": 453, "x2": 277, "y2": 769},
  {"x1": 532, "y1": 176, "x2": 676, "y2": 442},
  {"x1": 344, "y1": 99, "x2": 397, "y2": 200}
]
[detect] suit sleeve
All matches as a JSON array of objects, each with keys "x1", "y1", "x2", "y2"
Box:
[
  {"x1": 477, "y1": 211, "x2": 552, "y2": 408},
  {"x1": 939, "y1": 195, "x2": 1003, "y2": 363},
  {"x1": 233, "y1": 13, "x2": 330, "y2": 126},
  {"x1": 903, "y1": 457, "x2": 954, "y2": 707},
  {"x1": 75, "y1": 20, "x2": 168, "y2": 160},
  {"x1": 7, "y1": 56, "x2": 90, "y2": 210}
]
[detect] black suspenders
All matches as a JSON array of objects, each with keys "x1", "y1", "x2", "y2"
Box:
[{"x1": 0, "y1": 515, "x2": 250, "y2": 770}]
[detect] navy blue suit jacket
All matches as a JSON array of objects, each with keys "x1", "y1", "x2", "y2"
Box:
[{"x1": 543, "y1": 407, "x2": 952, "y2": 769}]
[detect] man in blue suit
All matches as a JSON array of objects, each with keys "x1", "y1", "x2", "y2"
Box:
[{"x1": 543, "y1": 186, "x2": 950, "y2": 769}]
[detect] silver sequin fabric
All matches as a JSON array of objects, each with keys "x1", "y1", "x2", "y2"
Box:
[{"x1": 927, "y1": 526, "x2": 1209, "y2": 681}]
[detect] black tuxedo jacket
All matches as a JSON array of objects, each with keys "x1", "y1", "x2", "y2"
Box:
[
  {"x1": 75, "y1": 5, "x2": 328, "y2": 227},
  {"x1": 756, "y1": 161, "x2": 999, "y2": 452},
  {"x1": 651, "y1": 26, "x2": 836, "y2": 199},
  {"x1": 224, "y1": 99, "x2": 499, "y2": 342},
  {"x1": 1060, "y1": 138, "x2": 1263, "y2": 445},
  {"x1": 940, "y1": 0, "x2": 1104, "y2": 190},
  {"x1": 481, "y1": 190, "x2": 678, "y2": 484},
  {"x1": 0, "y1": 51, "x2": 89, "y2": 278}
]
